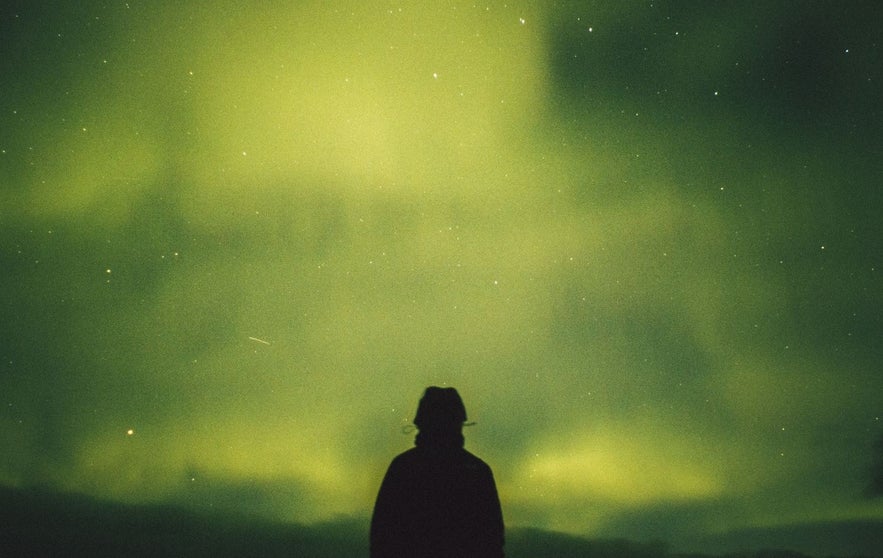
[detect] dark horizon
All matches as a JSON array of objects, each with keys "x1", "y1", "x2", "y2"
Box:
[{"x1": 2, "y1": 485, "x2": 882, "y2": 558}]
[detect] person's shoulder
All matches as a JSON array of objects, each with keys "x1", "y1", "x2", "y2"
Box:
[
  {"x1": 382, "y1": 448, "x2": 423, "y2": 480},
  {"x1": 460, "y1": 448, "x2": 493, "y2": 472},
  {"x1": 389, "y1": 447, "x2": 421, "y2": 466}
]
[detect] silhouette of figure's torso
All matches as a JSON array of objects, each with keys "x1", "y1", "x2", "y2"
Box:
[{"x1": 370, "y1": 436, "x2": 504, "y2": 558}]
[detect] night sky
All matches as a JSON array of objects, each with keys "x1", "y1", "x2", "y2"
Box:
[{"x1": 2, "y1": 1, "x2": 882, "y2": 554}]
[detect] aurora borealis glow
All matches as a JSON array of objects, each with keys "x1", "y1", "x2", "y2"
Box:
[{"x1": 1, "y1": 2, "x2": 882, "y2": 555}]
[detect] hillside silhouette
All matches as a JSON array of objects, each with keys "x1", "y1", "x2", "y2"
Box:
[
  {"x1": 1, "y1": 486, "x2": 880, "y2": 558},
  {"x1": 0, "y1": 486, "x2": 365, "y2": 558}
]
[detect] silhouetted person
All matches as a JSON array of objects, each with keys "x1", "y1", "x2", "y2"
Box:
[{"x1": 370, "y1": 387, "x2": 505, "y2": 558}]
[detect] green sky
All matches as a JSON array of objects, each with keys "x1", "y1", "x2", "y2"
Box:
[{"x1": 1, "y1": 1, "x2": 881, "y2": 551}]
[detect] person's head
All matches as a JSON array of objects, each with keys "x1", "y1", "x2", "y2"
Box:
[{"x1": 413, "y1": 386, "x2": 467, "y2": 433}]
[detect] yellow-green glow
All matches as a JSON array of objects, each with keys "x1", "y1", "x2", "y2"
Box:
[
  {"x1": 512, "y1": 429, "x2": 723, "y2": 507},
  {"x1": 2, "y1": 2, "x2": 882, "y2": 553}
]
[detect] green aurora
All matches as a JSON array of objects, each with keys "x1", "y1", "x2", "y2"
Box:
[{"x1": 1, "y1": 1, "x2": 882, "y2": 553}]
